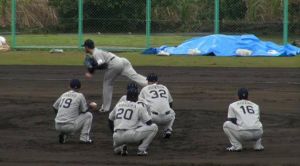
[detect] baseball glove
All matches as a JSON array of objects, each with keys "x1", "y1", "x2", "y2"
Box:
[{"x1": 84, "y1": 55, "x2": 108, "y2": 73}]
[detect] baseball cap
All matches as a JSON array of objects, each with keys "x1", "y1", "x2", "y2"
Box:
[
  {"x1": 82, "y1": 39, "x2": 95, "y2": 49},
  {"x1": 127, "y1": 82, "x2": 138, "y2": 90},
  {"x1": 147, "y1": 73, "x2": 158, "y2": 82},
  {"x1": 238, "y1": 88, "x2": 248, "y2": 99},
  {"x1": 70, "y1": 79, "x2": 81, "y2": 89}
]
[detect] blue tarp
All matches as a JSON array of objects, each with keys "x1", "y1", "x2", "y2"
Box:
[{"x1": 143, "y1": 34, "x2": 300, "y2": 56}]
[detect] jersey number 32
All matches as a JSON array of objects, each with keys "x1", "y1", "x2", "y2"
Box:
[{"x1": 150, "y1": 90, "x2": 167, "y2": 99}]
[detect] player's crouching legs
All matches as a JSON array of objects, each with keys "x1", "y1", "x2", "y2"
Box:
[
  {"x1": 137, "y1": 124, "x2": 158, "y2": 153},
  {"x1": 223, "y1": 121, "x2": 243, "y2": 150},
  {"x1": 75, "y1": 112, "x2": 93, "y2": 143}
]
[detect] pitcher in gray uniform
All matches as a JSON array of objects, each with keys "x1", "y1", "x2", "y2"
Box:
[
  {"x1": 82, "y1": 39, "x2": 148, "y2": 112},
  {"x1": 53, "y1": 79, "x2": 93, "y2": 144},
  {"x1": 108, "y1": 88, "x2": 158, "y2": 156}
]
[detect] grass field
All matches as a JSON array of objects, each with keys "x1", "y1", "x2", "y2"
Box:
[
  {"x1": 2, "y1": 34, "x2": 300, "y2": 48},
  {"x1": 0, "y1": 34, "x2": 299, "y2": 67},
  {"x1": 0, "y1": 51, "x2": 299, "y2": 68}
]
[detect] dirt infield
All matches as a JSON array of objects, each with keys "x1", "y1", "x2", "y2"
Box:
[{"x1": 0, "y1": 66, "x2": 299, "y2": 166}]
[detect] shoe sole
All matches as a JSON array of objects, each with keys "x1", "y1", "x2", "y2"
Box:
[
  {"x1": 254, "y1": 148, "x2": 264, "y2": 151},
  {"x1": 79, "y1": 141, "x2": 93, "y2": 144},
  {"x1": 226, "y1": 149, "x2": 242, "y2": 152},
  {"x1": 121, "y1": 146, "x2": 128, "y2": 156},
  {"x1": 59, "y1": 134, "x2": 66, "y2": 144},
  {"x1": 164, "y1": 133, "x2": 171, "y2": 139}
]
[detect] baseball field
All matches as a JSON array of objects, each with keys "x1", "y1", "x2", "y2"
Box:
[{"x1": 0, "y1": 49, "x2": 299, "y2": 166}]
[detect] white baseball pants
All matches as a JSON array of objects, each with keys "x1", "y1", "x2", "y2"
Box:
[
  {"x1": 151, "y1": 109, "x2": 175, "y2": 131},
  {"x1": 113, "y1": 124, "x2": 158, "y2": 153},
  {"x1": 223, "y1": 121, "x2": 263, "y2": 149},
  {"x1": 102, "y1": 57, "x2": 147, "y2": 111},
  {"x1": 55, "y1": 112, "x2": 93, "y2": 142}
]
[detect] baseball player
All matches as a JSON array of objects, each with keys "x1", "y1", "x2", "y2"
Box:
[
  {"x1": 108, "y1": 88, "x2": 158, "y2": 156},
  {"x1": 139, "y1": 73, "x2": 175, "y2": 138},
  {"x1": 0, "y1": 36, "x2": 10, "y2": 51},
  {"x1": 53, "y1": 79, "x2": 94, "y2": 144},
  {"x1": 117, "y1": 82, "x2": 151, "y2": 115},
  {"x1": 223, "y1": 88, "x2": 264, "y2": 152},
  {"x1": 82, "y1": 39, "x2": 147, "y2": 112}
]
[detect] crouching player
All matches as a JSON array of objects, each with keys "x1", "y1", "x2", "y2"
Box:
[
  {"x1": 223, "y1": 88, "x2": 264, "y2": 152},
  {"x1": 139, "y1": 73, "x2": 175, "y2": 138},
  {"x1": 53, "y1": 79, "x2": 95, "y2": 144},
  {"x1": 108, "y1": 87, "x2": 158, "y2": 156}
]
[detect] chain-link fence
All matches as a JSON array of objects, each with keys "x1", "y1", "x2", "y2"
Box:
[{"x1": 0, "y1": 0, "x2": 299, "y2": 50}]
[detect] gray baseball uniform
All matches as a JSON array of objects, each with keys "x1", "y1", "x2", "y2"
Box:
[
  {"x1": 109, "y1": 100, "x2": 158, "y2": 153},
  {"x1": 91, "y1": 48, "x2": 148, "y2": 111},
  {"x1": 53, "y1": 90, "x2": 93, "y2": 142},
  {"x1": 139, "y1": 83, "x2": 175, "y2": 132},
  {"x1": 223, "y1": 100, "x2": 263, "y2": 150}
]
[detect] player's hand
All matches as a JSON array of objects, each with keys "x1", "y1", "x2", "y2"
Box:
[
  {"x1": 85, "y1": 72, "x2": 93, "y2": 78},
  {"x1": 89, "y1": 102, "x2": 98, "y2": 111}
]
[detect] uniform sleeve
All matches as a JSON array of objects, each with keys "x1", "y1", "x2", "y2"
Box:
[
  {"x1": 53, "y1": 96, "x2": 62, "y2": 110},
  {"x1": 167, "y1": 88, "x2": 173, "y2": 103},
  {"x1": 92, "y1": 50, "x2": 105, "y2": 65},
  {"x1": 138, "y1": 88, "x2": 146, "y2": 100},
  {"x1": 109, "y1": 108, "x2": 116, "y2": 121},
  {"x1": 117, "y1": 95, "x2": 126, "y2": 104},
  {"x1": 257, "y1": 105, "x2": 260, "y2": 120},
  {"x1": 139, "y1": 105, "x2": 151, "y2": 123},
  {"x1": 79, "y1": 94, "x2": 88, "y2": 113},
  {"x1": 227, "y1": 104, "x2": 236, "y2": 118}
]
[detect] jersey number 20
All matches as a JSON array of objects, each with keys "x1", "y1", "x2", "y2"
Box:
[{"x1": 116, "y1": 108, "x2": 133, "y2": 120}]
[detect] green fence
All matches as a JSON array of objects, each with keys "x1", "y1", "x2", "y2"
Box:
[{"x1": 0, "y1": 0, "x2": 299, "y2": 51}]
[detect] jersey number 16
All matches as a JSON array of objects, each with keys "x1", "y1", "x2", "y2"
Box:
[{"x1": 240, "y1": 105, "x2": 255, "y2": 114}]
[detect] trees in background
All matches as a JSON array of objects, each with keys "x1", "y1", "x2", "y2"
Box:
[{"x1": 1, "y1": 0, "x2": 299, "y2": 34}]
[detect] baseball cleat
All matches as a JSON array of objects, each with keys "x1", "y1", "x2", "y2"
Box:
[
  {"x1": 226, "y1": 146, "x2": 242, "y2": 152},
  {"x1": 79, "y1": 139, "x2": 93, "y2": 144},
  {"x1": 163, "y1": 129, "x2": 172, "y2": 139},
  {"x1": 98, "y1": 105, "x2": 109, "y2": 113},
  {"x1": 137, "y1": 150, "x2": 148, "y2": 156},
  {"x1": 254, "y1": 145, "x2": 264, "y2": 151},
  {"x1": 121, "y1": 145, "x2": 128, "y2": 156},
  {"x1": 59, "y1": 133, "x2": 67, "y2": 144}
]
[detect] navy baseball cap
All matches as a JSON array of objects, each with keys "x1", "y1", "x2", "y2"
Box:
[
  {"x1": 82, "y1": 39, "x2": 95, "y2": 49},
  {"x1": 127, "y1": 82, "x2": 138, "y2": 90},
  {"x1": 70, "y1": 79, "x2": 81, "y2": 89},
  {"x1": 147, "y1": 73, "x2": 158, "y2": 82},
  {"x1": 238, "y1": 88, "x2": 248, "y2": 99},
  {"x1": 127, "y1": 88, "x2": 139, "y2": 101}
]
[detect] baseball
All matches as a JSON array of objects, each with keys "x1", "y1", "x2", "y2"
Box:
[{"x1": 89, "y1": 102, "x2": 97, "y2": 111}]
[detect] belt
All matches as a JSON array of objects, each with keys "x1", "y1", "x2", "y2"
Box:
[
  {"x1": 114, "y1": 129, "x2": 128, "y2": 132},
  {"x1": 110, "y1": 56, "x2": 115, "y2": 62}
]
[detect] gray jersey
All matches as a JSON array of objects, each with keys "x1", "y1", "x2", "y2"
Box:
[
  {"x1": 91, "y1": 48, "x2": 116, "y2": 65},
  {"x1": 117, "y1": 95, "x2": 151, "y2": 116},
  {"x1": 139, "y1": 83, "x2": 173, "y2": 113},
  {"x1": 53, "y1": 90, "x2": 88, "y2": 123},
  {"x1": 228, "y1": 100, "x2": 262, "y2": 130},
  {"x1": 109, "y1": 100, "x2": 151, "y2": 131}
]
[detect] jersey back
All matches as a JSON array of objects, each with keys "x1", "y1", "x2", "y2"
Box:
[
  {"x1": 228, "y1": 100, "x2": 262, "y2": 130},
  {"x1": 139, "y1": 84, "x2": 173, "y2": 113},
  {"x1": 53, "y1": 90, "x2": 88, "y2": 123},
  {"x1": 109, "y1": 100, "x2": 151, "y2": 131}
]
